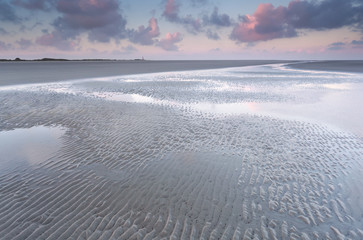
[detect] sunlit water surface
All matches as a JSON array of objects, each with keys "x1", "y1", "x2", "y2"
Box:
[{"x1": 5, "y1": 64, "x2": 360, "y2": 136}]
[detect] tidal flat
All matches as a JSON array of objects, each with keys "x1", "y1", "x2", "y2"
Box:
[{"x1": 0, "y1": 61, "x2": 362, "y2": 239}]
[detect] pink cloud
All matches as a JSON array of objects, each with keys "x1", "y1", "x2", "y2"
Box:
[
  {"x1": 36, "y1": 31, "x2": 76, "y2": 50},
  {"x1": 148, "y1": 17, "x2": 160, "y2": 37},
  {"x1": 163, "y1": 0, "x2": 179, "y2": 22},
  {"x1": 157, "y1": 32, "x2": 183, "y2": 51},
  {"x1": 231, "y1": 3, "x2": 296, "y2": 42},
  {"x1": 129, "y1": 17, "x2": 160, "y2": 45},
  {"x1": 231, "y1": 0, "x2": 363, "y2": 43}
]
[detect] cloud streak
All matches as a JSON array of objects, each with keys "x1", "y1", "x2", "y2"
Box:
[
  {"x1": 352, "y1": 40, "x2": 363, "y2": 45},
  {"x1": 327, "y1": 42, "x2": 345, "y2": 50},
  {"x1": 11, "y1": 0, "x2": 53, "y2": 11},
  {"x1": 0, "y1": 41, "x2": 13, "y2": 51},
  {"x1": 16, "y1": 38, "x2": 33, "y2": 49},
  {"x1": 351, "y1": 39, "x2": 363, "y2": 48}
]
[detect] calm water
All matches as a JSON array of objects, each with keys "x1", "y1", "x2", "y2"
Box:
[
  {"x1": 0, "y1": 60, "x2": 289, "y2": 86},
  {"x1": 0, "y1": 126, "x2": 64, "y2": 173}
]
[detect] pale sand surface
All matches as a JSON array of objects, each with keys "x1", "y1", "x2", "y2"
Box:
[
  {"x1": 0, "y1": 63, "x2": 362, "y2": 239},
  {"x1": 0, "y1": 60, "x2": 293, "y2": 86},
  {"x1": 288, "y1": 60, "x2": 363, "y2": 73}
]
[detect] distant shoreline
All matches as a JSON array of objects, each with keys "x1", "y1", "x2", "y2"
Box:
[
  {"x1": 287, "y1": 60, "x2": 363, "y2": 73},
  {"x1": 0, "y1": 58, "x2": 146, "y2": 62}
]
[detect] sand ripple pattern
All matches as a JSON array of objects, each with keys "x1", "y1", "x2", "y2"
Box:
[{"x1": 0, "y1": 65, "x2": 363, "y2": 239}]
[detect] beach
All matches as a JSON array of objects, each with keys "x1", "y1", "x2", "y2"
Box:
[{"x1": 0, "y1": 61, "x2": 362, "y2": 239}]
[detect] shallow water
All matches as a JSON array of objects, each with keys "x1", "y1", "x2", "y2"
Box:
[
  {"x1": 0, "y1": 64, "x2": 362, "y2": 239},
  {"x1": 0, "y1": 126, "x2": 64, "y2": 173}
]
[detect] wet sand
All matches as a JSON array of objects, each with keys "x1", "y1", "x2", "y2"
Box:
[
  {"x1": 0, "y1": 60, "x2": 293, "y2": 86},
  {"x1": 288, "y1": 60, "x2": 363, "y2": 73},
  {"x1": 0, "y1": 63, "x2": 362, "y2": 239}
]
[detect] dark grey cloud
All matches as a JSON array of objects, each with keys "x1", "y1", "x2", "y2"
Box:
[
  {"x1": 206, "y1": 29, "x2": 220, "y2": 40},
  {"x1": 352, "y1": 40, "x2": 363, "y2": 45},
  {"x1": 121, "y1": 45, "x2": 137, "y2": 53},
  {"x1": 0, "y1": 2, "x2": 19, "y2": 22},
  {"x1": 209, "y1": 47, "x2": 220, "y2": 52},
  {"x1": 35, "y1": 0, "x2": 128, "y2": 49},
  {"x1": 231, "y1": 0, "x2": 363, "y2": 43},
  {"x1": 0, "y1": 41, "x2": 13, "y2": 51},
  {"x1": 203, "y1": 7, "x2": 232, "y2": 27},
  {"x1": 163, "y1": 1, "x2": 233, "y2": 37},
  {"x1": 50, "y1": 0, "x2": 127, "y2": 43},
  {"x1": 16, "y1": 38, "x2": 33, "y2": 49},
  {"x1": 11, "y1": 0, "x2": 54, "y2": 11},
  {"x1": 287, "y1": 0, "x2": 363, "y2": 30},
  {"x1": 162, "y1": 0, "x2": 202, "y2": 34},
  {"x1": 352, "y1": 39, "x2": 363, "y2": 48},
  {"x1": 180, "y1": 15, "x2": 202, "y2": 34},
  {"x1": 128, "y1": 17, "x2": 160, "y2": 45},
  {"x1": 327, "y1": 42, "x2": 345, "y2": 50}
]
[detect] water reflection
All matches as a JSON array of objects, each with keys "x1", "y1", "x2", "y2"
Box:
[
  {"x1": 93, "y1": 92, "x2": 156, "y2": 103},
  {"x1": 0, "y1": 126, "x2": 64, "y2": 173}
]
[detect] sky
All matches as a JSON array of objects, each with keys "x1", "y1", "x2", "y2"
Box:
[{"x1": 1, "y1": 0, "x2": 363, "y2": 60}]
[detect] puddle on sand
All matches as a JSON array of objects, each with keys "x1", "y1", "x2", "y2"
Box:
[{"x1": 0, "y1": 126, "x2": 65, "y2": 173}]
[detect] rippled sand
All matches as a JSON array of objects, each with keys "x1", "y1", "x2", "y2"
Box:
[{"x1": 0, "y1": 64, "x2": 362, "y2": 239}]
